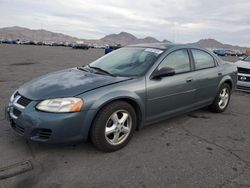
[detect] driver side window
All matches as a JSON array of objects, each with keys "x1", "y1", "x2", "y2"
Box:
[{"x1": 158, "y1": 49, "x2": 191, "y2": 74}]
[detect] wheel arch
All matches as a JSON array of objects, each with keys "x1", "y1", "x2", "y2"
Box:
[
  {"x1": 209, "y1": 76, "x2": 232, "y2": 113},
  {"x1": 87, "y1": 93, "x2": 145, "y2": 139},
  {"x1": 98, "y1": 97, "x2": 143, "y2": 130},
  {"x1": 224, "y1": 79, "x2": 232, "y2": 89},
  {"x1": 218, "y1": 76, "x2": 233, "y2": 92}
]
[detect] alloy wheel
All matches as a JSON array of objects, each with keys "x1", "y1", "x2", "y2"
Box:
[
  {"x1": 105, "y1": 110, "x2": 132, "y2": 146},
  {"x1": 218, "y1": 87, "x2": 229, "y2": 109}
]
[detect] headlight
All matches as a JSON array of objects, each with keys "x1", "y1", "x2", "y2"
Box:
[{"x1": 36, "y1": 98, "x2": 84, "y2": 113}]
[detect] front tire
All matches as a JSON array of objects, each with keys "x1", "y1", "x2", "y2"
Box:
[
  {"x1": 90, "y1": 101, "x2": 136, "y2": 152},
  {"x1": 209, "y1": 83, "x2": 231, "y2": 113}
]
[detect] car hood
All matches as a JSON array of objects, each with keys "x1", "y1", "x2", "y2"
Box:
[
  {"x1": 18, "y1": 68, "x2": 131, "y2": 100},
  {"x1": 235, "y1": 60, "x2": 250, "y2": 69}
]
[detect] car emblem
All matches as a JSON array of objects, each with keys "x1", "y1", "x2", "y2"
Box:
[{"x1": 240, "y1": 76, "x2": 247, "y2": 81}]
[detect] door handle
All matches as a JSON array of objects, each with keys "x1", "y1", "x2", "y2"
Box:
[
  {"x1": 218, "y1": 72, "x2": 222, "y2": 76},
  {"x1": 186, "y1": 77, "x2": 193, "y2": 83}
]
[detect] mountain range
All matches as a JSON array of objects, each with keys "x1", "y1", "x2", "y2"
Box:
[
  {"x1": 0, "y1": 26, "x2": 247, "y2": 50},
  {"x1": 189, "y1": 39, "x2": 246, "y2": 51},
  {"x1": 98, "y1": 32, "x2": 161, "y2": 45},
  {"x1": 0, "y1": 26, "x2": 78, "y2": 43}
]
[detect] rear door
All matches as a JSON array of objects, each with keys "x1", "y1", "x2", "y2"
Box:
[
  {"x1": 190, "y1": 49, "x2": 221, "y2": 105},
  {"x1": 146, "y1": 49, "x2": 196, "y2": 122}
]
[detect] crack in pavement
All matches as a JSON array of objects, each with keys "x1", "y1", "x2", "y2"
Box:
[
  {"x1": 24, "y1": 141, "x2": 44, "y2": 177},
  {"x1": 25, "y1": 141, "x2": 49, "y2": 178},
  {"x1": 180, "y1": 120, "x2": 250, "y2": 167},
  {"x1": 25, "y1": 141, "x2": 36, "y2": 159},
  {"x1": 179, "y1": 119, "x2": 250, "y2": 188},
  {"x1": 218, "y1": 166, "x2": 250, "y2": 188},
  {"x1": 231, "y1": 182, "x2": 250, "y2": 188}
]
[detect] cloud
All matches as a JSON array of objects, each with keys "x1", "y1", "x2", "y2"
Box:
[{"x1": 0, "y1": 0, "x2": 249, "y2": 46}]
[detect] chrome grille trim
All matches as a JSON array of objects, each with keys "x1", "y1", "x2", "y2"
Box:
[
  {"x1": 13, "y1": 95, "x2": 25, "y2": 109},
  {"x1": 9, "y1": 110, "x2": 18, "y2": 119}
]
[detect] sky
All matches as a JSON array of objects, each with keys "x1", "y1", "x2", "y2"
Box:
[{"x1": 0, "y1": 0, "x2": 250, "y2": 46}]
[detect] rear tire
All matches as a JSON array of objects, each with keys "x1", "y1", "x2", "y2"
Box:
[
  {"x1": 90, "y1": 101, "x2": 136, "y2": 152},
  {"x1": 209, "y1": 83, "x2": 231, "y2": 113}
]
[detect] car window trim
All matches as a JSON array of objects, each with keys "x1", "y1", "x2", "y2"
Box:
[
  {"x1": 152, "y1": 48, "x2": 192, "y2": 76},
  {"x1": 190, "y1": 48, "x2": 217, "y2": 71}
]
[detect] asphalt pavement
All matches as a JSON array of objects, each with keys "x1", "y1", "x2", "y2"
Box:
[{"x1": 0, "y1": 44, "x2": 249, "y2": 188}]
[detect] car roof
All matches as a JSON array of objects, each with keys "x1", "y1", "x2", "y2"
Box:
[
  {"x1": 128, "y1": 42, "x2": 200, "y2": 50},
  {"x1": 128, "y1": 42, "x2": 174, "y2": 50},
  {"x1": 128, "y1": 42, "x2": 221, "y2": 61}
]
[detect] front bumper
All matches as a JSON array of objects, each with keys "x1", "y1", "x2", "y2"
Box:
[
  {"x1": 236, "y1": 74, "x2": 250, "y2": 92},
  {"x1": 6, "y1": 99, "x2": 95, "y2": 143}
]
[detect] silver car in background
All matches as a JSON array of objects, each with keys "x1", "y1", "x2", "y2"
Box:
[{"x1": 235, "y1": 56, "x2": 250, "y2": 92}]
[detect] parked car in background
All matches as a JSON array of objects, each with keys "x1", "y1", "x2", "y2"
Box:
[
  {"x1": 104, "y1": 44, "x2": 122, "y2": 54},
  {"x1": 235, "y1": 50, "x2": 244, "y2": 57},
  {"x1": 2, "y1": 39, "x2": 17, "y2": 44},
  {"x1": 225, "y1": 50, "x2": 235, "y2": 56},
  {"x1": 72, "y1": 43, "x2": 89, "y2": 50},
  {"x1": 245, "y1": 49, "x2": 250, "y2": 56},
  {"x1": 104, "y1": 46, "x2": 113, "y2": 54},
  {"x1": 93, "y1": 44, "x2": 108, "y2": 49},
  {"x1": 6, "y1": 43, "x2": 237, "y2": 152},
  {"x1": 213, "y1": 49, "x2": 226, "y2": 56},
  {"x1": 235, "y1": 56, "x2": 250, "y2": 92}
]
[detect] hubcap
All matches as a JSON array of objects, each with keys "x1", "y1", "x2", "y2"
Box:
[
  {"x1": 105, "y1": 110, "x2": 132, "y2": 146},
  {"x1": 218, "y1": 88, "x2": 229, "y2": 109}
]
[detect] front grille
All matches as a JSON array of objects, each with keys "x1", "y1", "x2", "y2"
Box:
[
  {"x1": 238, "y1": 67, "x2": 250, "y2": 74},
  {"x1": 13, "y1": 108, "x2": 21, "y2": 117},
  {"x1": 16, "y1": 94, "x2": 32, "y2": 107}
]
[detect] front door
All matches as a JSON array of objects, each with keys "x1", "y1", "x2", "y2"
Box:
[{"x1": 146, "y1": 49, "x2": 196, "y2": 123}]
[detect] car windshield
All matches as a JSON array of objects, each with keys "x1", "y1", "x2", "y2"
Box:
[
  {"x1": 243, "y1": 56, "x2": 250, "y2": 62},
  {"x1": 88, "y1": 47, "x2": 163, "y2": 77}
]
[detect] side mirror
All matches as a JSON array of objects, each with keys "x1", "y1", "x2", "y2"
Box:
[{"x1": 151, "y1": 67, "x2": 175, "y2": 79}]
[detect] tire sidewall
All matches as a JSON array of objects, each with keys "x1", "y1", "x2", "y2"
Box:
[
  {"x1": 213, "y1": 83, "x2": 231, "y2": 112},
  {"x1": 91, "y1": 101, "x2": 137, "y2": 152}
]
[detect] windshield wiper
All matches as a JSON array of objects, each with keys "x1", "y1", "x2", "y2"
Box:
[
  {"x1": 77, "y1": 66, "x2": 89, "y2": 72},
  {"x1": 88, "y1": 65, "x2": 114, "y2": 76}
]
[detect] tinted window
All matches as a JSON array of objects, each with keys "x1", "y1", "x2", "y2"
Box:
[
  {"x1": 192, "y1": 49, "x2": 215, "y2": 70},
  {"x1": 158, "y1": 49, "x2": 190, "y2": 74}
]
